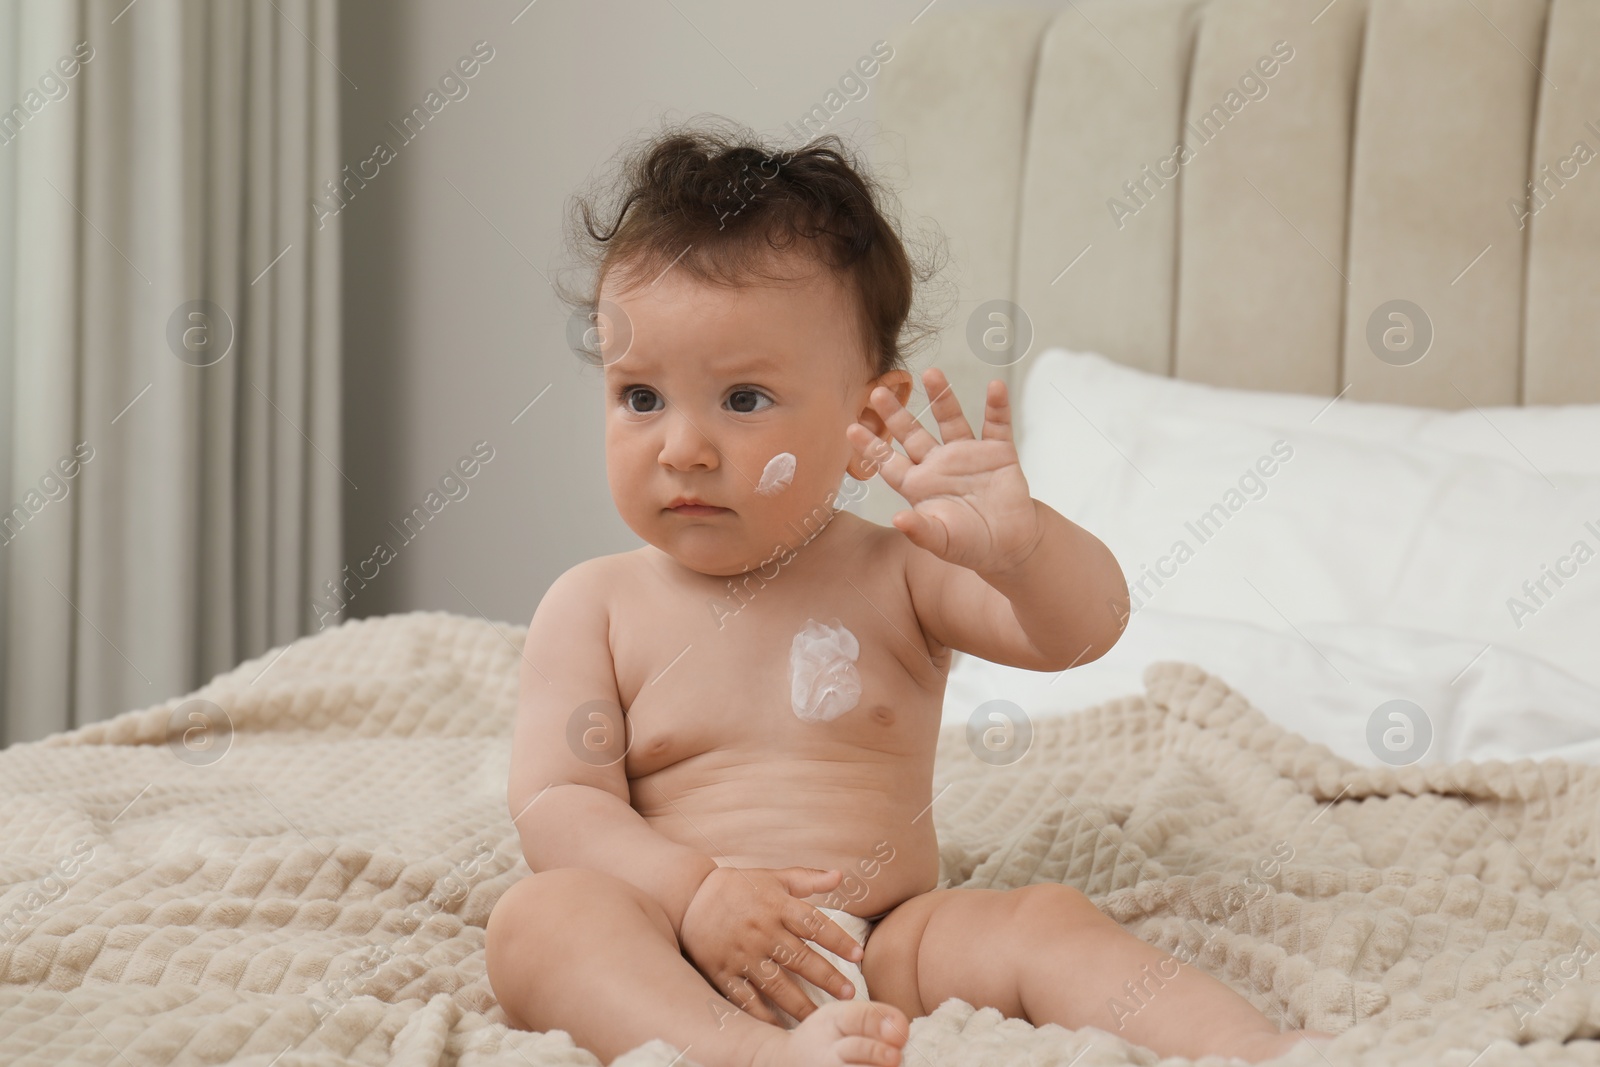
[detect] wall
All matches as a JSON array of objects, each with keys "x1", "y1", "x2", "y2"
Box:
[{"x1": 336, "y1": 0, "x2": 1062, "y2": 627}]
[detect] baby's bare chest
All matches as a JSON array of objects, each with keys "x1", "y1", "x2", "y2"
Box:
[{"x1": 610, "y1": 552, "x2": 950, "y2": 779}]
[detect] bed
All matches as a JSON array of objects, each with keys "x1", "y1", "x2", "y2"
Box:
[
  {"x1": 5, "y1": 2, "x2": 1600, "y2": 1065},
  {"x1": 3, "y1": 610, "x2": 1598, "y2": 1066}
]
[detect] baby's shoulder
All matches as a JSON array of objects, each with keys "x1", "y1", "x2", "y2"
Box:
[
  {"x1": 562, "y1": 550, "x2": 638, "y2": 582},
  {"x1": 535, "y1": 552, "x2": 635, "y2": 618}
]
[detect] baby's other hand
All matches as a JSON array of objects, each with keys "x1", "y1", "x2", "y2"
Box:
[
  {"x1": 847, "y1": 367, "x2": 1042, "y2": 577},
  {"x1": 680, "y1": 865, "x2": 865, "y2": 1025}
]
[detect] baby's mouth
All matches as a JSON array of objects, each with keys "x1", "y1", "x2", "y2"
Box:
[{"x1": 666, "y1": 503, "x2": 730, "y2": 516}]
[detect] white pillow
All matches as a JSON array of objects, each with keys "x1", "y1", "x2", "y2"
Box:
[
  {"x1": 1013, "y1": 350, "x2": 1600, "y2": 689},
  {"x1": 941, "y1": 608, "x2": 1600, "y2": 766}
]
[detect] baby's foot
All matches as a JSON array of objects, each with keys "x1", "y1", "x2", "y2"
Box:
[
  {"x1": 1224, "y1": 1029, "x2": 1337, "y2": 1063},
  {"x1": 752, "y1": 999, "x2": 911, "y2": 1067}
]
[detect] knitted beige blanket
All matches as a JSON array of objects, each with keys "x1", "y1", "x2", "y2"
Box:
[{"x1": 1, "y1": 611, "x2": 1596, "y2": 1066}]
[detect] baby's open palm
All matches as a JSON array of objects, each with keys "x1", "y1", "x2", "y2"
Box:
[{"x1": 847, "y1": 368, "x2": 1042, "y2": 576}]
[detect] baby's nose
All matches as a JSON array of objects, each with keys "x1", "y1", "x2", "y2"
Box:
[{"x1": 658, "y1": 410, "x2": 719, "y2": 470}]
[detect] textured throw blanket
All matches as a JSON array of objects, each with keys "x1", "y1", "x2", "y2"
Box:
[{"x1": 1, "y1": 611, "x2": 1597, "y2": 1066}]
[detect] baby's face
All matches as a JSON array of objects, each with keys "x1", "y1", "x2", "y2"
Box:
[{"x1": 598, "y1": 259, "x2": 906, "y2": 576}]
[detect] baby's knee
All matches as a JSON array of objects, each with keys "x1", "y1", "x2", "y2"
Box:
[
  {"x1": 488, "y1": 870, "x2": 575, "y2": 954},
  {"x1": 487, "y1": 867, "x2": 671, "y2": 956},
  {"x1": 487, "y1": 869, "x2": 647, "y2": 1028},
  {"x1": 1011, "y1": 882, "x2": 1111, "y2": 933}
]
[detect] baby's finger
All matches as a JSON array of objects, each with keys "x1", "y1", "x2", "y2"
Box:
[
  {"x1": 773, "y1": 866, "x2": 842, "y2": 897},
  {"x1": 871, "y1": 385, "x2": 940, "y2": 465},
  {"x1": 980, "y1": 378, "x2": 1014, "y2": 443},
  {"x1": 751, "y1": 961, "x2": 821, "y2": 1024},
  {"x1": 891, "y1": 508, "x2": 947, "y2": 556},
  {"x1": 776, "y1": 937, "x2": 858, "y2": 1002},
  {"x1": 848, "y1": 426, "x2": 913, "y2": 494},
  {"x1": 924, "y1": 368, "x2": 976, "y2": 445},
  {"x1": 725, "y1": 975, "x2": 781, "y2": 1026},
  {"x1": 786, "y1": 904, "x2": 866, "y2": 966},
  {"x1": 845, "y1": 424, "x2": 903, "y2": 484}
]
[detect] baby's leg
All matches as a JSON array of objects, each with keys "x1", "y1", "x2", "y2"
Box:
[
  {"x1": 485, "y1": 867, "x2": 910, "y2": 1067},
  {"x1": 865, "y1": 883, "x2": 1332, "y2": 1063},
  {"x1": 1004, "y1": 885, "x2": 1334, "y2": 1061}
]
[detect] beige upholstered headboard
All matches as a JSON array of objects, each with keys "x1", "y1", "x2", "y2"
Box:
[{"x1": 874, "y1": 0, "x2": 1600, "y2": 419}]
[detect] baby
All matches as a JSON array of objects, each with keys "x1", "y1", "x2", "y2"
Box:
[{"x1": 485, "y1": 124, "x2": 1335, "y2": 1067}]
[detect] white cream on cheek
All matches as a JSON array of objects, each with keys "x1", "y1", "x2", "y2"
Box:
[
  {"x1": 755, "y1": 452, "x2": 796, "y2": 495},
  {"x1": 789, "y1": 617, "x2": 861, "y2": 722}
]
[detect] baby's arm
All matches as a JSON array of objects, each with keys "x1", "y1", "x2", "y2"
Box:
[
  {"x1": 506, "y1": 559, "x2": 717, "y2": 939},
  {"x1": 906, "y1": 498, "x2": 1129, "y2": 670}
]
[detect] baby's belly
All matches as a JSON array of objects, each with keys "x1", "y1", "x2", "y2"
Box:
[{"x1": 633, "y1": 758, "x2": 942, "y2": 918}]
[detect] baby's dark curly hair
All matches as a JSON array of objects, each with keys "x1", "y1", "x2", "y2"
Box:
[{"x1": 555, "y1": 116, "x2": 951, "y2": 382}]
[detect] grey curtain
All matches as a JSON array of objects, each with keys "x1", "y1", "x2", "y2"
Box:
[{"x1": 0, "y1": 0, "x2": 343, "y2": 745}]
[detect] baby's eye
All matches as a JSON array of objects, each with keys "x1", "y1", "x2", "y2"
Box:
[
  {"x1": 621, "y1": 386, "x2": 662, "y2": 414},
  {"x1": 727, "y1": 389, "x2": 773, "y2": 414}
]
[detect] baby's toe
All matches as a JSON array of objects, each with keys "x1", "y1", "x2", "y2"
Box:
[
  {"x1": 840, "y1": 999, "x2": 910, "y2": 1046},
  {"x1": 833, "y1": 1035, "x2": 903, "y2": 1066}
]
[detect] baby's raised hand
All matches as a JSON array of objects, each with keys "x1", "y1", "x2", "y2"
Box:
[
  {"x1": 847, "y1": 368, "x2": 1042, "y2": 576},
  {"x1": 679, "y1": 865, "x2": 865, "y2": 1025}
]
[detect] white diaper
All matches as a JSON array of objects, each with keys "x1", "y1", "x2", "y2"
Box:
[{"x1": 773, "y1": 906, "x2": 877, "y2": 1030}]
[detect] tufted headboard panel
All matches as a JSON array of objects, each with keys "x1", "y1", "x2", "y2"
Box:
[{"x1": 875, "y1": 0, "x2": 1600, "y2": 418}]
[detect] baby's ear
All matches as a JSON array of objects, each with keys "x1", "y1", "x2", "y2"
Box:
[
  {"x1": 858, "y1": 369, "x2": 913, "y2": 422},
  {"x1": 885, "y1": 369, "x2": 914, "y2": 408},
  {"x1": 853, "y1": 368, "x2": 912, "y2": 431}
]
